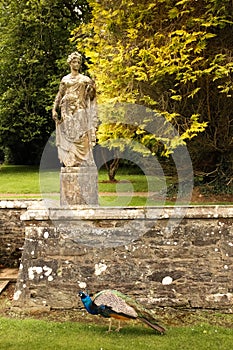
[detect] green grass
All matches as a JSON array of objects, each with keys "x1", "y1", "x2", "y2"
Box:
[
  {"x1": 99, "y1": 196, "x2": 174, "y2": 206},
  {"x1": 0, "y1": 165, "x2": 40, "y2": 194},
  {"x1": 98, "y1": 168, "x2": 168, "y2": 193},
  {"x1": 0, "y1": 165, "x2": 231, "y2": 205},
  {"x1": 0, "y1": 317, "x2": 232, "y2": 350},
  {"x1": 40, "y1": 168, "x2": 169, "y2": 195},
  {"x1": 0, "y1": 165, "x2": 169, "y2": 197}
]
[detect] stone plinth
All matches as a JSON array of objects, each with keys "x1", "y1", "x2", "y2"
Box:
[{"x1": 60, "y1": 166, "x2": 98, "y2": 206}]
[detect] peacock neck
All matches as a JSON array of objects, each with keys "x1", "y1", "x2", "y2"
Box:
[{"x1": 82, "y1": 296, "x2": 99, "y2": 315}]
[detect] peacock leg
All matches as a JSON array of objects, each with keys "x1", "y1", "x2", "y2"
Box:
[
  {"x1": 107, "y1": 318, "x2": 112, "y2": 332},
  {"x1": 115, "y1": 320, "x2": 122, "y2": 332}
]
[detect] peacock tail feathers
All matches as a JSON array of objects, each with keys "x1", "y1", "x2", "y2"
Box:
[
  {"x1": 94, "y1": 289, "x2": 165, "y2": 333},
  {"x1": 93, "y1": 290, "x2": 137, "y2": 318},
  {"x1": 140, "y1": 317, "x2": 166, "y2": 334}
]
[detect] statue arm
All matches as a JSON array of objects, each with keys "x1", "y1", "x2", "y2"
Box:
[
  {"x1": 86, "y1": 80, "x2": 96, "y2": 101},
  {"x1": 52, "y1": 81, "x2": 66, "y2": 123}
]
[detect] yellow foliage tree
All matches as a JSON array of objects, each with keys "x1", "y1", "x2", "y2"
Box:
[{"x1": 72, "y1": 0, "x2": 233, "y2": 186}]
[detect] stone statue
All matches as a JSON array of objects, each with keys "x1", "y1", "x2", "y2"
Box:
[{"x1": 52, "y1": 52, "x2": 98, "y2": 167}]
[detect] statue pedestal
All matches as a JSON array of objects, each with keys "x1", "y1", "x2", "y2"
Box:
[{"x1": 60, "y1": 166, "x2": 98, "y2": 206}]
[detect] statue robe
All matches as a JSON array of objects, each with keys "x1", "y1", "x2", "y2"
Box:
[{"x1": 54, "y1": 73, "x2": 97, "y2": 167}]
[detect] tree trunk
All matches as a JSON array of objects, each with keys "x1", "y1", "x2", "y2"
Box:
[{"x1": 108, "y1": 157, "x2": 120, "y2": 182}]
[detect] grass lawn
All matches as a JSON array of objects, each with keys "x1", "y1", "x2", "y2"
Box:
[
  {"x1": 39, "y1": 168, "x2": 167, "y2": 193},
  {"x1": 0, "y1": 316, "x2": 232, "y2": 350},
  {"x1": 0, "y1": 165, "x2": 232, "y2": 205},
  {"x1": 0, "y1": 165, "x2": 171, "y2": 203},
  {"x1": 99, "y1": 196, "x2": 174, "y2": 206},
  {"x1": 0, "y1": 165, "x2": 40, "y2": 195}
]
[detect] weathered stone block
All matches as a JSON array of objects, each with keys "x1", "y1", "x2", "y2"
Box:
[
  {"x1": 60, "y1": 166, "x2": 98, "y2": 206},
  {"x1": 0, "y1": 200, "x2": 35, "y2": 267}
]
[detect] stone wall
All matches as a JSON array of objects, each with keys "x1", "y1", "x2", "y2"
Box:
[
  {"x1": 13, "y1": 203, "x2": 233, "y2": 311},
  {"x1": 0, "y1": 200, "x2": 37, "y2": 267}
]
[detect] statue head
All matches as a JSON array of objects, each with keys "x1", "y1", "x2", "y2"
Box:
[{"x1": 67, "y1": 52, "x2": 82, "y2": 65}]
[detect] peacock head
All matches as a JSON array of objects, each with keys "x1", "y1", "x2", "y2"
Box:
[{"x1": 78, "y1": 291, "x2": 87, "y2": 299}]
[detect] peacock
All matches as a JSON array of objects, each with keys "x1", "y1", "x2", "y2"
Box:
[{"x1": 78, "y1": 289, "x2": 165, "y2": 334}]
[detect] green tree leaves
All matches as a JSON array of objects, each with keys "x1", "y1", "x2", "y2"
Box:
[{"x1": 0, "y1": 0, "x2": 90, "y2": 164}]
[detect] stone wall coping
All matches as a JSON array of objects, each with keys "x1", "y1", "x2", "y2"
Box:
[
  {"x1": 0, "y1": 199, "x2": 41, "y2": 209},
  {"x1": 19, "y1": 202, "x2": 233, "y2": 221}
]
